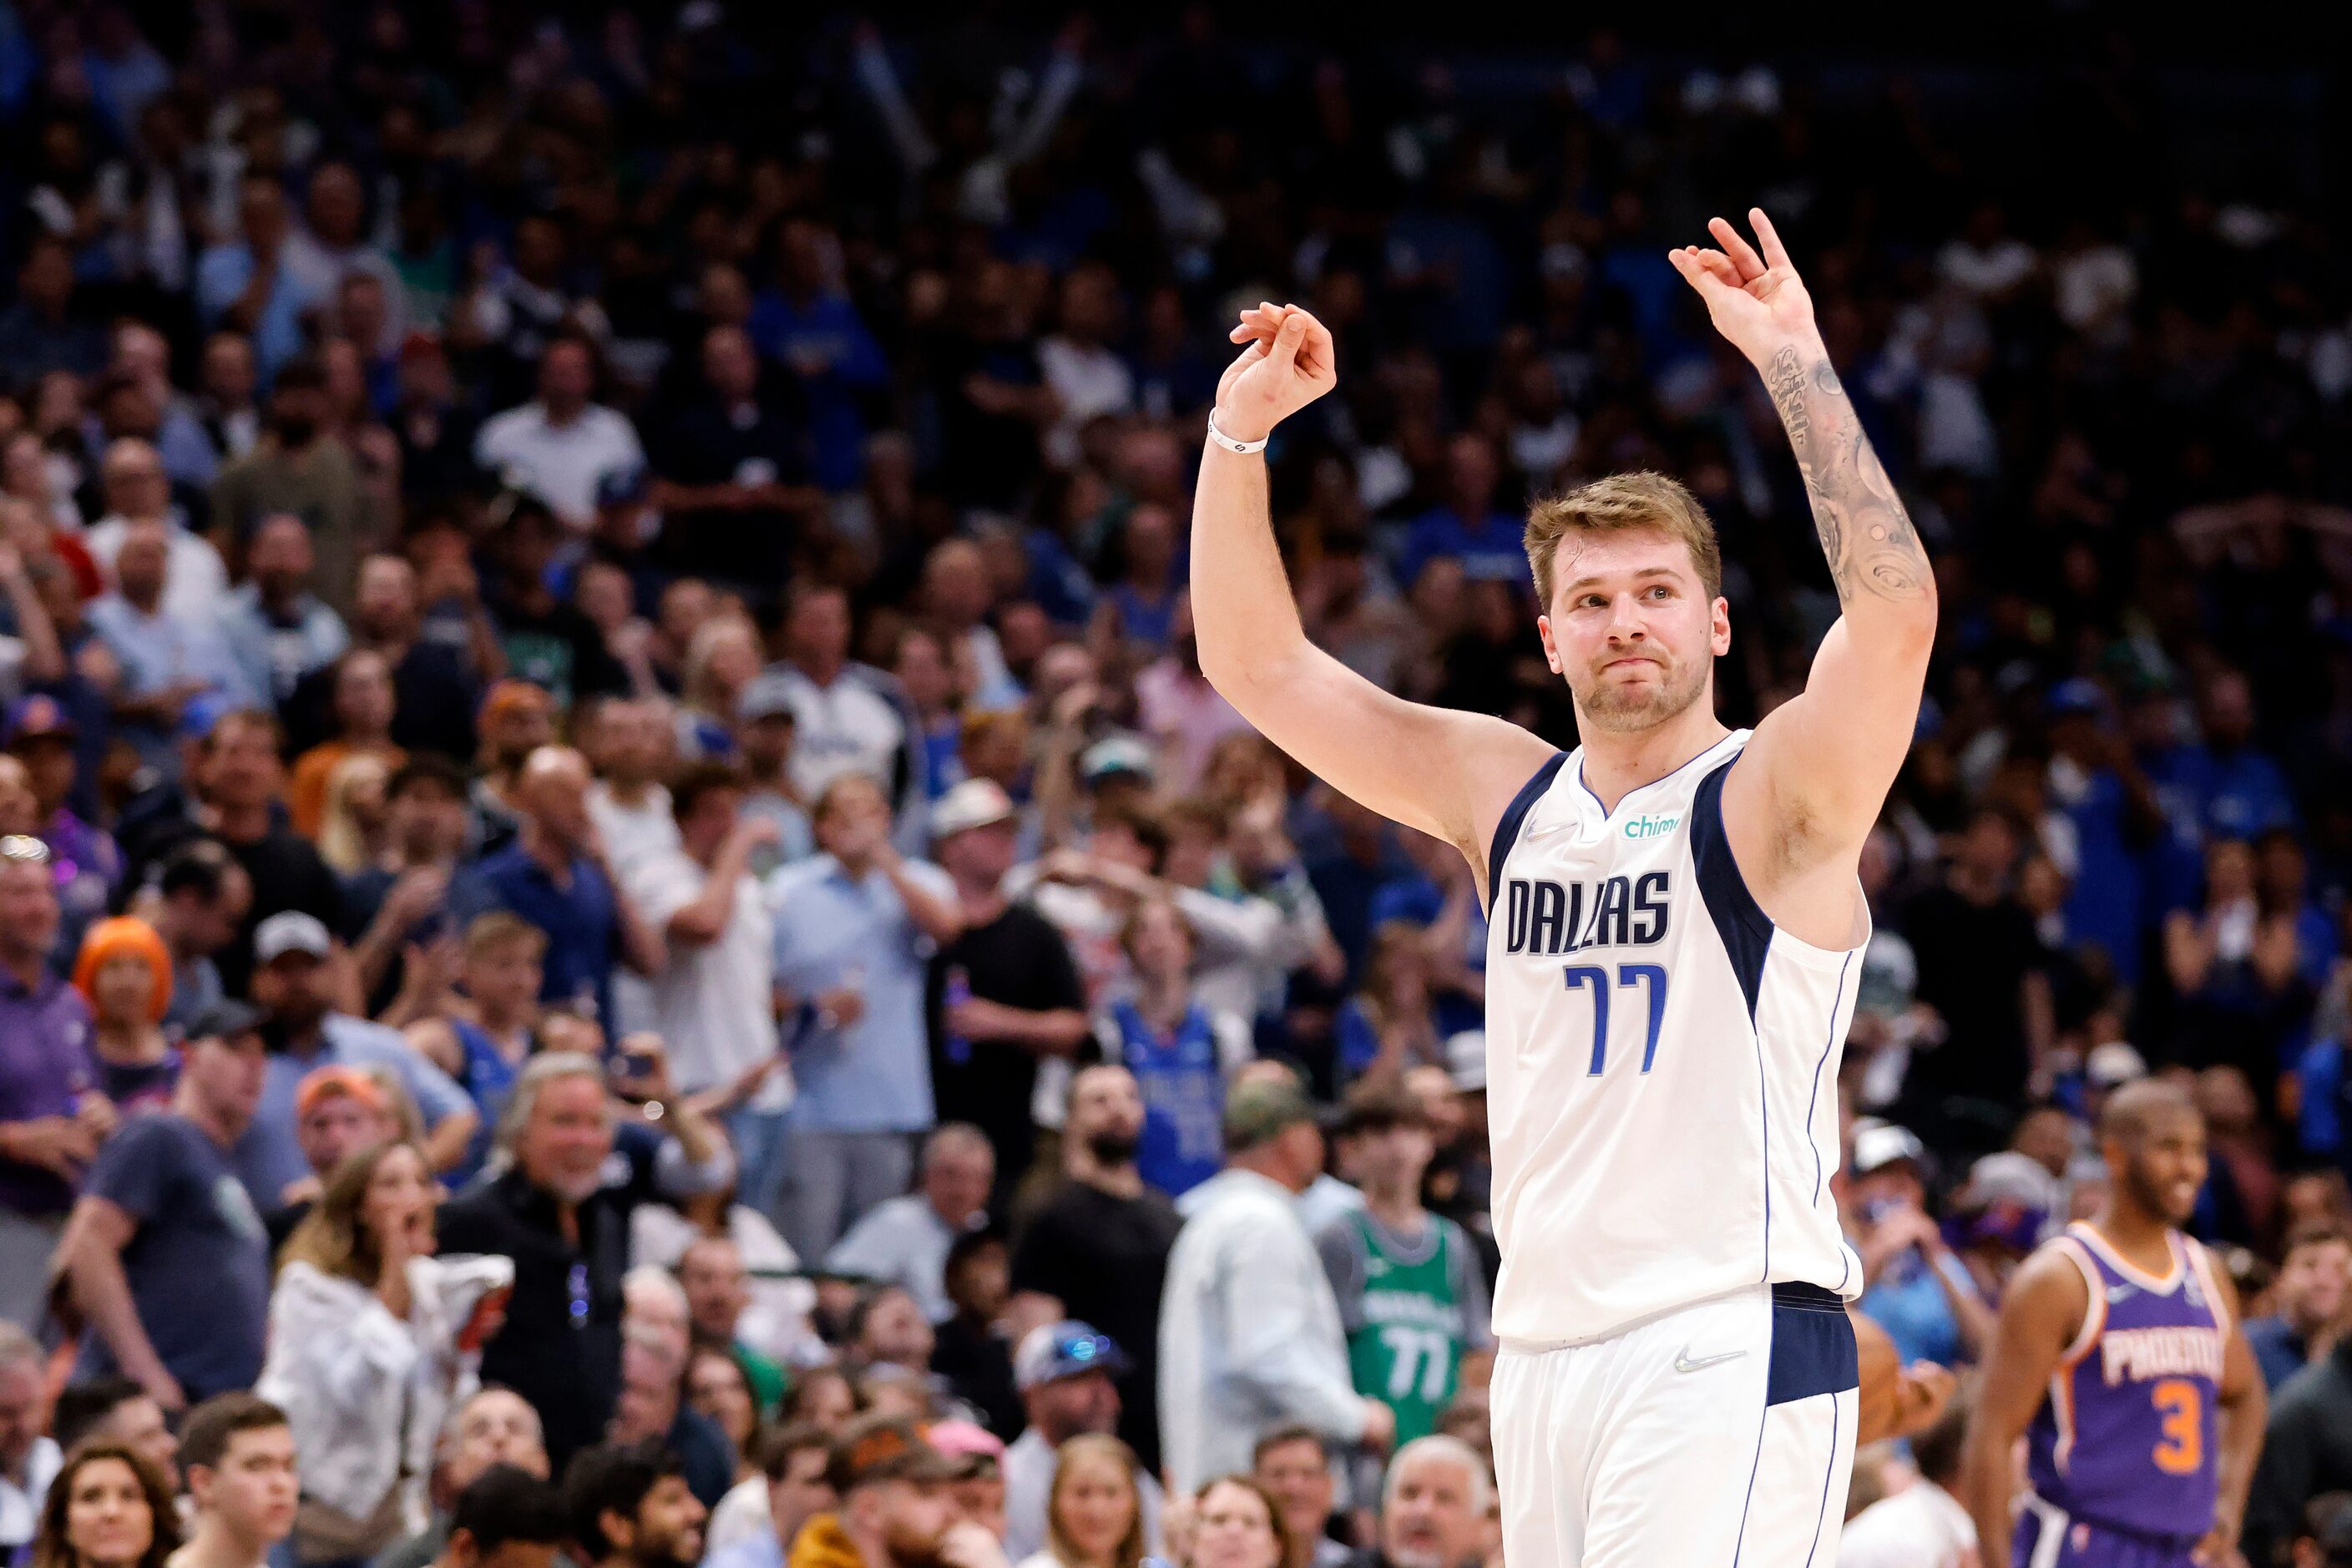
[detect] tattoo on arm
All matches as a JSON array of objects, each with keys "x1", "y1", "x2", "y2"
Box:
[{"x1": 1764, "y1": 344, "x2": 1931, "y2": 606}]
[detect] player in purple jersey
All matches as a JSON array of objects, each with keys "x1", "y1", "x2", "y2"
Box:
[{"x1": 1964, "y1": 1081, "x2": 2264, "y2": 1567}]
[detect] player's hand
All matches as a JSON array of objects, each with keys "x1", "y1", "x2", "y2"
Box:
[
  {"x1": 1214, "y1": 303, "x2": 1337, "y2": 444},
  {"x1": 1358, "y1": 1395, "x2": 1397, "y2": 1453},
  {"x1": 1887, "y1": 1359, "x2": 1956, "y2": 1441},
  {"x1": 1667, "y1": 208, "x2": 1818, "y2": 369},
  {"x1": 2190, "y1": 1525, "x2": 2246, "y2": 1568}
]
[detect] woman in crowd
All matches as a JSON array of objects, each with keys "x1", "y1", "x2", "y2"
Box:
[
  {"x1": 782, "y1": 1363, "x2": 861, "y2": 1434},
  {"x1": 1186, "y1": 1478, "x2": 1289, "y2": 1568},
  {"x1": 1019, "y1": 1434, "x2": 1156, "y2": 1568},
  {"x1": 678, "y1": 615, "x2": 765, "y2": 761},
  {"x1": 318, "y1": 752, "x2": 395, "y2": 876},
  {"x1": 686, "y1": 1344, "x2": 765, "y2": 1494},
  {"x1": 257, "y1": 1140, "x2": 514, "y2": 1565},
  {"x1": 71, "y1": 917, "x2": 177, "y2": 1110},
  {"x1": 31, "y1": 1443, "x2": 179, "y2": 1568}
]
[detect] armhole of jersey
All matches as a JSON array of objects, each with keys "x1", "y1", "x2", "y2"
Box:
[
  {"x1": 2052, "y1": 1237, "x2": 2106, "y2": 1368},
  {"x1": 2185, "y1": 1239, "x2": 2233, "y2": 1333},
  {"x1": 1484, "y1": 750, "x2": 1568, "y2": 912},
  {"x1": 1690, "y1": 754, "x2": 1773, "y2": 1018}
]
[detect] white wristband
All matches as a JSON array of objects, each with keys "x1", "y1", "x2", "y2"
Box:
[{"x1": 1206, "y1": 413, "x2": 1270, "y2": 455}]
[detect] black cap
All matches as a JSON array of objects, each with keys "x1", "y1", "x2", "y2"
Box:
[{"x1": 184, "y1": 999, "x2": 268, "y2": 1044}]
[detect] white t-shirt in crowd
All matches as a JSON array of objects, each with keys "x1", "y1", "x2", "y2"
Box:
[
  {"x1": 83, "y1": 513, "x2": 230, "y2": 625},
  {"x1": 1838, "y1": 1479, "x2": 1974, "y2": 1568},
  {"x1": 474, "y1": 400, "x2": 645, "y2": 526},
  {"x1": 626, "y1": 845, "x2": 786, "y2": 1101}
]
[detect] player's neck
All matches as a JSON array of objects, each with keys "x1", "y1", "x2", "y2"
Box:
[
  {"x1": 2085, "y1": 1206, "x2": 2175, "y2": 1272},
  {"x1": 1574, "y1": 706, "x2": 1732, "y2": 815}
]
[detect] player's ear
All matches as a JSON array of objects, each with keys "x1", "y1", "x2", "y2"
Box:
[
  {"x1": 1711, "y1": 597, "x2": 1731, "y2": 657},
  {"x1": 1536, "y1": 615, "x2": 1560, "y2": 674}
]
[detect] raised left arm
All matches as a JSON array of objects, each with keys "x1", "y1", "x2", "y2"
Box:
[{"x1": 1671, "y1": 211, "x2": 1936, "y2": 872}]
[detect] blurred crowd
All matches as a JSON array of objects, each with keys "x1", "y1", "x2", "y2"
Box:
[{"x1": 1, "y1": 4, "x2": 2351, "y2": 1568}]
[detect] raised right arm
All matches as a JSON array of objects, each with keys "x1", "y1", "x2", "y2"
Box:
[{"x1": 1191, "y1": 306, "x2": 1554, "y2": 883}]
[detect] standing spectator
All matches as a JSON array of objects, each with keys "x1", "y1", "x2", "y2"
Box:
[
  {"x1": 768, "y1": 772, "x2": 964, "y2": 1260},
  {"x1": 87, "y1": 521, "x2": 258, "y2": 763},
  {"x1": 475, "y1": 339, "x2": 645, "y2": 532},
  {"x1": 1096, "y1": 898, "x2": 1252, "y2": 1201},
  {"x1": 345, "y1": 754, "x2": 468, "y2": 1013},
  {"x1": 650, "y1": 326, "x2": 817, "y2": 600},
  {"x1": 435, "y1": 1052, "x2": 732, "y2": 1470},
  {"x1": 1008, "y1": 1066, "x2": 1182, "y2": 1473},
  {"x1": 1849, "y1": 1122, "x2": 1994, "y2": 1368},
  {"x1": 746, "y1": 220, "x2": 888, "y2": 493},
  {"x1": 305, "y1": 554, "x2": 478, "y2": 764},
  {"x1": 0, "y1": 1326, "x2": 62, "y2": 1561},
  {"x1": 463, "y1": 746, "x2": 666, "y2": 1034},
  {"x1": 1331, "y1": 924, "x2": 1448, "y2": 1089},
  {"x1": 401, "y1": 915, "x2": 549, "y2": 1185},
  {"x1": 824, "y1": 1125, "x2": 994, "y2": 1325},
  {"x1": 1002, "y1": 1326, "x2": 1165, "y2": 1565},
  {"x1": 49, "y1": 1379, "x2": 181, "y2": 1491},
  {"x1": 61, "y1": 1001, "x2": 273, "y2": 1408},
  {"x1": 82, "y1": 438, "x2": 230, "y2": 624},
  {"x1": 0, "y1": 237, "x2": 105, "y2": 391},
  {"x1": 210, "y1": 355, "x2": 390, "y2": 613},
  {"x1": 1157, "y1": 1080, "x2": 1390, "y2": 1494},
  {"x1": 8, "y1": 695, "x2": 115, "y2": 938},
  {"x1": 257, "y1": 1139, "x2": 514, "y2": 1565},
  {"x1": 146, "y1": 840, "x2": 250, "y2": 1032},
  {"x1": 1898, "y1": 807, "x2": 2054, "y2": 1129},
  {"x1": 928, "y1": 780, "x2": 1090, "y2": 1194},
  {"x1": 261, "y1": 1065, "x2": 399, "y2": 1246},
  {"x1": 2245, "y1": 1222, "x2": 2352, "y2": 1391},
  {"x1": 71, "y1": 918, "x2": 179, "y2": 1112},
  {"x1": 1314, "y1": 1086, "x2": 1490, "y2": 1449},
  {"x1": 480, "y1": 500, "x2": 630, "y2": 707},
  {"x1": 767, "y1": 587, "x2": 921, "y2": 835},
  {"x1": 628, "y1": 765, "x2": 787, "y2": 1207},
  {"x1": 237, "y1": 910, "x2": 478, "y2": 1204},
  {"x1": 561, "y1": 1441, "x2": 706, "y2": 1568},
  {"x1": 732, "y1": 680, "x2": 812, "y2": 873},
  {"x1": 584, "y1": 698, "x2": 679, "y2": 879},
  {"x1": 1250, "y1": 1429, "x2": 1348, "y2": 1568},
  {"x1": 1346, "y1": 1438, "x2": 1490, "y2": 1568},
  {"x1": 701, "y1": 1424, "x2": 835, "y2": 1568},
  {"x1": 287, "y1": 649, "x2": 403, "y2": 839},
  {"x1": 1394, "y1": 435, "x2": 1523, "y2": 591},
  {"x1": 24, "y1": 1437, "x2": 178, "y2": 1568},
  {"x1": 195, "y1": 175, "x2": 320, "y2": 375},
  {"x1": 168, "y1": 1396, "x2": 300, "y2": 1568},
  {"x1": 220, "y1": 513, "x2": 351, "y2": 711},
  {"x1": 377, "y1": 1390, "x2": 551, "y2": 1568},
  {"x1": 0, "y1": 837, "x2": 103, "y2": 1329},
  {"x1": 676, "y1": 1236, "x2": 789, "y2": 1416}
]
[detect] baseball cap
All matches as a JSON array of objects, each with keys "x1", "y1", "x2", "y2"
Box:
[
  {"x1": 296, "y1": 1065, "x2": 387, "y2": 1120},
  {"x1": 1013, "y1": 1322, "x2": 1130, "y2": 1391},
  {"x1": 925, "y1": 1420, "x2": 1005, "y2": 1479},
  {"x1": 931, "y1": 779, "x2": 1018, "y2": 841},
  {"x1": 1222, "y1": 1079, "x2": 1321, "y2": 1154},
  {"x1": 255, "y1": 910, "x2": 334, "y2": 965},
  {"x1": 3, "y1": 693, "x2": 75, "y2": 747},
  {"x1": 1851, "y1": 1120, "x2": 1925, "y2": 1176},
  {"x1": 184, "y1": 998, "x2": 268, "y2": 1044},
  {"x1": 1080, "y1": 736, "x2": 1156, "y2": 787},
  {"x1": 1446, "y1": 1030, "x2": 1487, "y2": 1093},
  {"x1": 2086, "y1": 1041, "x2": 2148, "y2": 1088},
  {"x1": 736, "y1": 675, "x2": 798, "y2": 724},
  {"x1": 825, "y1": 1415, "x2": 962, "y2": 1493}
]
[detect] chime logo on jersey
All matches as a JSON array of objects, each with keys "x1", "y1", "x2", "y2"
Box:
[
  {"x1": 1622, "y1": 812, "x2": 1681, "y2": 839},
  {"x1": 1499, "y1": 872, "x2": 1672, "y2": 955}
]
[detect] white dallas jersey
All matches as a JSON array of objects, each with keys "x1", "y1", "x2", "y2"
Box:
[{"x1": 1483, "y1": 728, "x2": 1866, "y2": 1343}]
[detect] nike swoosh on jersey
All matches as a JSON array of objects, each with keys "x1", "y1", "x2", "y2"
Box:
[
  {"x1": 2106, "y1": 1284, "x2": 2136, "y2": 1304},
  {"x1": 1672, "y1": 1347, "x2": 1748, "y2": 1374}
]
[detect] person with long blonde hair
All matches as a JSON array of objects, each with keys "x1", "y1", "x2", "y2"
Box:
[
  {"x1": 316, "y1": 751, "x2": 393, "y2": 875},
  {"x1": 1018, "y1": 1434, "x2": 1159, "y2": 1568}
]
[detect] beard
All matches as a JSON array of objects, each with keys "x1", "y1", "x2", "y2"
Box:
[
  {"x1": 1085, "y1": 1128, "x2": 1141, "y2": 1166},
  {"x1": 1571, "y1": 649, "x2": 1709, "y2": 734},
  {"x1": 881, "y1": 1513, "x2": 949, "y2": 1568}
]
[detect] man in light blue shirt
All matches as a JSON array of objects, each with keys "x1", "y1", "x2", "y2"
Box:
[
  {"x1": 232, "y1": 911, "x2": 478, "y2": 1206},
  {"x1": 194, "y1": 175, "x2": 322, "y2": 378},
  {"x1": 766, "y1": 773, "x2": 964, "y2": 1259},
  {"x1": 220, "y1": 513, "x2": 350, "y2": 707},
  {"x1": 87, "y1": 519, "x2": 260, "y2": 770}
]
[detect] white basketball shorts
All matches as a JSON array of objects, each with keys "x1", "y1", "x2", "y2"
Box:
[{"x1": 1490, "y1": 1282, "x2": 1858, "y2": 1568}]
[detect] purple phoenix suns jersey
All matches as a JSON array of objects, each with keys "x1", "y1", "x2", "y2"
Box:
[{"x1": 2024, "y1": 1222, "x2": 2228, "y2": 1544}]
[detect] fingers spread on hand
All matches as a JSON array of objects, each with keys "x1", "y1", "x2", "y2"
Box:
[
  {"x1": 1707, "y1": 216, "x2": 1767, "y2": 281},
  {"x1": 1750, "y1": 207, "x2": 1792, "y2": 270},
  {"x1": 1692, "y1": 248, "x2": 1743, "y2": 287}
]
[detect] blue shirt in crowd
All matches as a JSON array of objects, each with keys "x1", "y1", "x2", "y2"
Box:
[
  {"x1": 231, "y1": 1014, "x2": 475, "y2": 1206},
  {"x1": 461, "y1": 846, "x2": 624, "y2": 1034}
]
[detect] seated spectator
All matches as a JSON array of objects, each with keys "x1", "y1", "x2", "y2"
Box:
[
  {"x1": 1014, "y1": 1434, "x2": 1155, "y2": 1568},
  {"x1": 769, "y1": 771, "x2": 964, "y2": 1259},
  {"x1": 424, "y1": 1465, "x2": 569, "y2": 1568},
  {"x1": 317, "y1": 751, "x2": 393, "y2": 878},
  {"x1": 237, "y1": 910, "x2": 478, "y2": 1204},
  {"x1": 584, "y1": 697, "x2": 680, "y2": 878},
  {"x1": 345, "y1": 755, "x2": 470, "y2": 1008},
  {"x1": 731, "y1": 679, "x2": 812, "y2": 873},
  {"x1": 0, "y1": 237, "x2": 104, "y2": 391},
  {"x1": 1188, "y1": 1478, "x2": 1289, "y2": 1568},
  {"x1": 0, "y1": 1325, "x2": 60, "y2": 1560},
  {"x1": 375, "y1": 1389, "x2": 550, "y2": 1568},
  {"x1": 1093, "y1": 898, "x2": 1252, "y2": 1201},
  {"x1": 169, "y1": 1393, "x2": 300, "y2": 1568},
  {"x1": 293, "y1": 554, "x2": 478, "y2": 766},
  {"x1": 287, "y1": 650, "x2": 404, "y2": 841},
  {"x1": 1002, "y1": 1324, "x2": 1164, "y2": 1565},
  {"x1": 1849, "y1": 1121, "x2": 1992, "y2": 1368},
  {"x1": 1250, "y1": 1428, "x2": 1348, "y2": 1568},
  {"x1": 939, "y1": 1419, "x2": 1008, "y2": 1538},
  {"x1": 1838, "y1": 1382, "x2": 1975, "y2": 1567},
  {"x1": 684, "y1": 1345, "x2": 762, "y2": 1498},
  {"x1": 845, "y1": 1287, "x2": 937, "y2": 1385},
  {"x1": 71, "y1": 917, "x2": 179, "y2": 1112},
  {"x1": 87, "y1": 520, "x2": 256, "y2": 764},
  {"x1": 475, "y1": 338, "x2": 646, "y2": 532},
  {"x1": 608, "y1": 1326, "x2": 734, "y2": 1512},
  {"x1": 257, "y1": 1138, "x2": 514, "y2": 1563},
  {"x1": 826, "y1": 1125, "x2": 995, "y2": 1325},
  {"x1": 145, "y1": 839, "x2": 250, "y2": 1032},
  {"x1": 562, "y1": 1439, "x2": 706, "y2": 1568},
  {"x1": 1345, "y1": 1438, "x2": 1489, "y2": 1568},
  {"x1": 677, "y1": 1235, "x2": 789, "y2": 1415},
  {"x1": 9, "y1": 695, "x2": 122, "y2": 947},
  {"x1": 437, "y1": 1052, "x2": 731, "y2": 1471},
  {"x1": 931, "y1": 1231, "x2": 1021, "y2": 1439},
  {"x1": 220, "y1": 513, "x2": 350, "y2": 711},
  {"x1": 83, "y1": 438, "x2": 227, "y2": 624},
  {"x1": 766, "y1": 586, "x2": 922, "y2": 835},
  {"x1": 2245, "y1": 1222, "x2": 2352, "y2": 1390},
  {"x1": 789, "y1": 1414, "x2": 967, "y2": 1568},
  {"x1": 701, "y1": 1424, "x2": 835, "y2": 1567},
  {"x1": 1333, "y1": 923, "x2": 1448, "y2": 1087},
  {"x1": 27, "y1": 1436, "x2": 178, "y2": 1568},
  {"x1": 261, "y1": 1065, "x2": 399, "y2": 1246},
  {"x1": 61, "y1": 1000, "x2": 271, "y2": 1406},
  {"x1": 49, "y1": 1378, "x2": 181, "y2": 1491}
]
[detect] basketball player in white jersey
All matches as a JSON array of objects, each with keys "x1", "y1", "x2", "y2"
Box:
[{"x1": 1190, "y1": 208, "x2": 1935, "y2": 1565}]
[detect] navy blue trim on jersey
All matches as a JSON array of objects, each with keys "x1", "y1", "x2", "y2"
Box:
[
  {"x1": 1485, "y1": 751, "x2": 1569, "y2": 912},
  {"x1": 1764, "y1": 1283, "x2": 1859, "y2": 1406},
  {"x1": 1691, "y1": 756, "x2": 1773, "y2": 1018}
]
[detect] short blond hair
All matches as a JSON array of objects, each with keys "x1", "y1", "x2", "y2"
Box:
[{"x1": 1524, "y1": 471, "x2": 1723, "y2": 608}]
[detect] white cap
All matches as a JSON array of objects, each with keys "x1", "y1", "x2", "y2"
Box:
[
  {"x1": 255, "y1": 910, "x2": 333, "y2": 964},
  {"x1": 2086, "y1": 1041, "x2": 2148, "y2": 1088},
  {"x1": 1446, "y1": 1030, "x2": 1487, "y2": 1093},
  {"x1": 930, "y1": 779, "x2": 1019, "y2": 841},
  {"x1": 1851, "y1": 1120, "x2": 1925, "y2": 1176}
]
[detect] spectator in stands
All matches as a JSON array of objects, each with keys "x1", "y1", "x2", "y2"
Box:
[
  {"x1": 678, "y1": 1234, "x2": 789, "y2": 1414},
  {"x1": 424, "y1": 1466, "x2": 569, "y2": 1568},
  {"x1": 766, "y1": 586, "x2": 919, "y2": 832},
  {"x1": 609, "y1": 1321, "x2": 733, "y2": 1511},
  {"x1": 1096, "y1": 898, "x2": 1252, "y2": 1201},
  {"x1": 1187, "y1": 1478, "x2": 1289, "y2": 1568},
  {"x1": 72, "y1": 917, "x2": 178, "y2": 1112},
  {"x1": 210, "y1": 355, "x2": 389, "y2": 612},
  {"x1": 650, "y1": 326, "x2": 817, "y2": 600},
  {"x1": 2246, "y1": 1222, "x2": 2352, "y2": 1389},
  {"x1": 1159, "y1": 1080, "x2": 1390, "y2": 1494},
  {"x1": 316, "y1": 554, "x2": 479, "y2": 765},
  {"x1": 1333, "y1": 923, "x2": 1447, "y2": 1087},
  {"x1": 221, "y1": 513, "x2": 351, "y2": 711},
  {"x1": 1839, "y1": 1383, "x2": 1975, "y2": 1567},
  {"x1": 83, "y1": 438, "x2": 228, "y2": 624},
  {"x1": 0, "y1": 1324, "x2": 59, "y2": 1560},
  {"x1": 261, "y1": 1065, "x2": 397, "y2": 1245},
  {"x1": 1348, "y1": 1438, "x2": 1490, "y2": 1568},
  {"x1": 561, "y1": 1440, "x2": 706, "y2": 1568},
  {"x1": 1849, "y1": 1121, "x2": 1995, "y2": 1368},
  {"x1": 684, "y1": 1346, "x2": 761, "y2": 1498},
  {"x1": 1002, "y1": 1324, "x2": 1163, "y2": 1564},
  {"x1": 791, "y1": 1414, "x2": 969, "y2": 1568},
  {"x1": 8, "y1": 696, "x2": 114, "y2": 938},
  {"x1": 701, "y1": 1424, "x2": 835, "y2": 1568},
  {"x1": 147, "y1": 839, "x2": 250, "y2": 1031},
  {"x1": 0, "y1": 237, "x2": 104, "y2": 390},
  {"x1": 827, "y1": 1125, "x2": 994, "y2": 1325},
  {"x1": 377, "y1": 1389, "x2": 550, "y2": 1568},
  {"x1": 347, "y1": 755, "x2": 469, "y2": 1013},
  {"x1": 238, "y1": 910, "x2": 477, "y2": 1202},
  {"x1": 48, "y1": 1379, "x2": 180, "y2": 1491},
  {"x1": 584, "y1": 697, "x2": 680, "y2": 877},
  {"x1": 402, "y1": 913, "x2": 548, "y2": 1184},
  {"x1": 932, "y1": 1229, "x2": 1020, "y2": 1439},
  {"x1": 476, "y1": 339, "x2": 645, "y2": 532},
  {"x1": 732, "y1": 679, "x2": 811, "y2": 872},
  {"x1": 1250, "y1": 1429, "x2": 1348, "y2": 1568},
  {"x1": 1899, "y1": 807, "x2": 2053, "y2": 1129},
  {"x1": 171, "y1": 1394, "x2": 299, "y2": 1568},
  {"x1": 88, "y1": 520, "x2": 257, "y2": 762},
  {"x1": 288, "y1": 649, "x2": 403, "y2": 840},
  {"x1": 1014, "y1": 1434, "x2": 1151, "y2": 1568},
  {"x1": 465, "y1": 746, "x2": 665, "y2": 1032},
  {"x1": 26, "y1": 1438, "x2": 178, "y2": 1568},
  {"x1": 60, "y1": 1001, "x2": 271, "y2": 1406},
  {"x1": 0, "y1": 837, "x2": 103, "y2": 1329},
  {"x1": 437, "y1": 1052, "x2": 731, "y2": 1469},
  {"x1": 769, "y1": 771, "x2": 963, "y2": 1258},
  {"x1": 257, "y1": 1137, "x2": 513, "y2": 1562}
]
